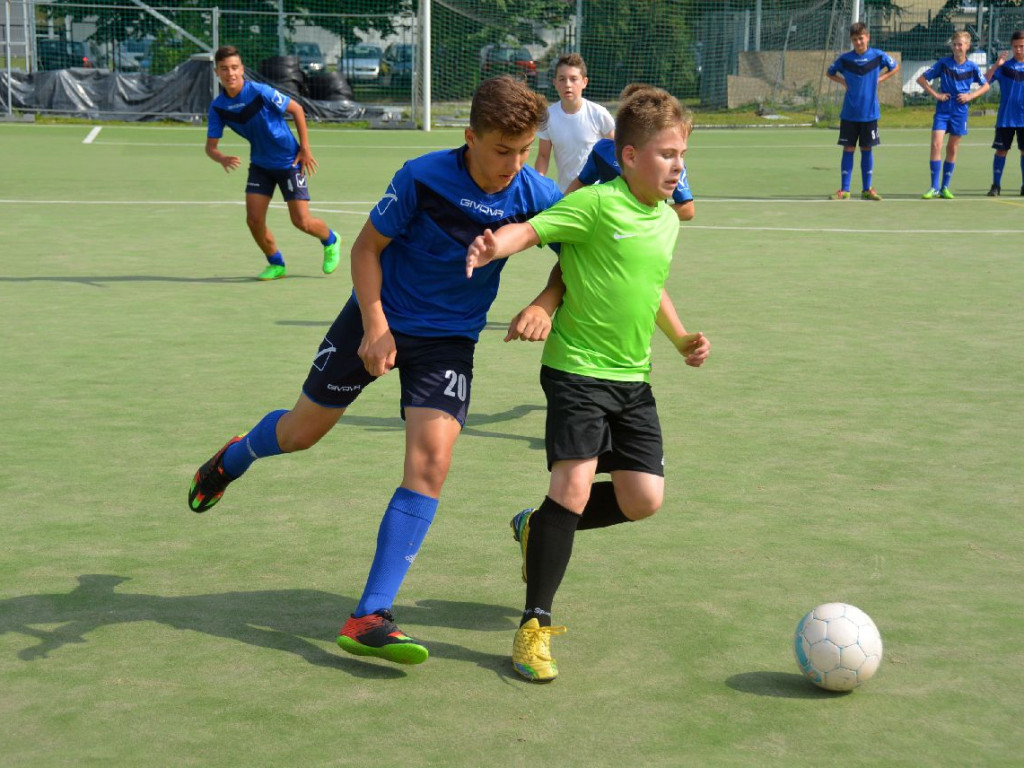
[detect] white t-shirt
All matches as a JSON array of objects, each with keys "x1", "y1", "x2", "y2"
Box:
[{"x1": 538, "y1": 99, "x2": 615, "y2": 192}]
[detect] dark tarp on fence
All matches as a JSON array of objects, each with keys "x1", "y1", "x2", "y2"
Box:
[{"x1": 1, "y1": 57, "x2": 368, "y2": 122}]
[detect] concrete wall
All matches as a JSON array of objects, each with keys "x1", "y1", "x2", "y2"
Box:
[{"x1": 728, "y1": 50, "x2": 904, "y2": 110}]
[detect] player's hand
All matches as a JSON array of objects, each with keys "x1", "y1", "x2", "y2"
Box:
[
  {"x1": 998, "y1": 51, "x2": 1009, "y2": 66},
  {"x1": 466, "y1": 229, "x2": 498, "y2": 278},
  {"x1": 357, "y1": 327, "x2": 397, "y2": 377},
  {"x1": 294, "y1": 147, "x2": 319, "y2": 176},
  {"x1": 677, "y1": 331, "x2": 710, "y2": 368},
  {"x1": 221, "y1": 155, "x2": 242, "y2": 172},
  {"x1": 505, "y1": 304, "x2": 551, "y2": 342},
  {"x1": 940, "y1": 93, "x2": 951, "y2": 102},
  {"x1": 955, "y1": 93, "x2": 969, "y2": 104}
]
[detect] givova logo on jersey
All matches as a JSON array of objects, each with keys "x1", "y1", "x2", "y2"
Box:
[
  {"x1": 460, "y1": 198, "x2": 504, "y2": 218},
  {"x1": 376, "y1": 183, "x2": 399, "y2": 216},
  {"x1": 272, "y1": 89, "x2": 287, "y2": 109}
]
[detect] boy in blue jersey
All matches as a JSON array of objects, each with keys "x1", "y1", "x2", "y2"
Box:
[
  {"x1": 188, "y1": 76, "x2": 562, "y2": 666},
  {"x1": 984, "y1": 30, "x2": 1024, "y2": 196},
  {"x1": 916, "y1": 31, "x2": 990, "y2": 199},
  {"x1": 466, "y1": 87, "x2": 711, "y2": 682},
  {"x1": 565, "y1": 84, "x2": 695, "y2": 221},
  {"x1": 826, "y1": 22, "x2": 899, "y2": 201},
  {"x1": 206, "y1": 45, "x2": 340, "y2": 280}
]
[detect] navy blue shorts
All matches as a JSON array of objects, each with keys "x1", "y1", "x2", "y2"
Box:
[
  {"x1": 246, "y1": 163, "x2": 310, "y2": 201},
  {"x1": 837, "y1": 120, "x2": 880, "y2": 148},
  {"x1": 992, "y1": 126, "x2": 1024, "y2": 152},
  {"x1": 302, "y1": 296, "x2": 476, "y2": 425},
  {"x1": 540, "y1": 365, "x2": 664, "y2": 476}
]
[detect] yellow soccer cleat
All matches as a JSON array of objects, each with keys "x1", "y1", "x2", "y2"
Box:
[{"x1": 512, "y1": 618, "x2": 567, "y2": 682}]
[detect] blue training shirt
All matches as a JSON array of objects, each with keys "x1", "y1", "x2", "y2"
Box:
[
  {"x1": 991, "y1": 58, "x2": 1024, "y2": 128},
  {"x1": 368, "y1": 146, "x2": 562, "y2": 341},
  {"x1": 577, "y1": 138, "x2": 693, "y2": 205},
  {"x1": 828, "y1": 47, "x2": 898, "y2": 122},
  {"x1": 921, "y1": 57, "x2": 987, "y2": 119},
  {"x1": 208, "y1": 81, "x2": 299, "y2": 170}
]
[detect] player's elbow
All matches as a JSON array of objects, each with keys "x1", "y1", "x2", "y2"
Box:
[{"x1": 674, "y1": 204, "x2": 695, "y2": 222}]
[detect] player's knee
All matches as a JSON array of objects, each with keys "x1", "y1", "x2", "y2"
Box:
[{"x1": 621, "y1": 495, "x2": 662, "y2": 521}]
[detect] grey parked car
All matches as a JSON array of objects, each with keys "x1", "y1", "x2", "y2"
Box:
[{"x1": 340, "y1": 43, "x2": 382, "y2": 84}]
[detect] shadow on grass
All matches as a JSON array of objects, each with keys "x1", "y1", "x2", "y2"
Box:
[
  {"x1": 310, "y1": 405, "x2": 546, "y2": 450},
  {"x1": 725, "y1": 671, "x2": 851, "y2": 698},
  {"x1": 0, "y1": 275, "x2": 319, "y2": 287},
  {"x1": 0, "y1": 575, "x2": 520, "y2": 680}
]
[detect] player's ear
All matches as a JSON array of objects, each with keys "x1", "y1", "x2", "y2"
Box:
[
  {"x1": 465, "y1": 128, "x2": 476, "y2": 148},
  {"x1": 621, "y1": 145, "x2": 637, "y2": 167}
]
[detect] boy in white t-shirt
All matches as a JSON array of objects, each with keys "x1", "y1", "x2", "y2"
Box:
[{"x1": 534, "y1": 52, "x2": 615, "y2": 192}]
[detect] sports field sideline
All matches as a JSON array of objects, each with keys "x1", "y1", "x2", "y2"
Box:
[{"x1": 1, "y1": 122, "x2": 1021, "y2": 766}]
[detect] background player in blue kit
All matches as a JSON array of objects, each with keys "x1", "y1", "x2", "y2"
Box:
[
  {"x1": 984, "y1": 30, "x2": 1024, "y2": 197},
  {"x1": 566, "y1": 84, "x2": 694, "y2": 221},
  {"x1": 206, "y1": 45, "x2": 340, "y2": 281},
  {"x1": 916, "y1": 31, "x2": 990, "y2": 199},
  {"x1": 826, "y1": 22, "x2": 899, "y2": 201},
  {"x1": 188, "y1": 76, "x2": 562, "y2": 665}
]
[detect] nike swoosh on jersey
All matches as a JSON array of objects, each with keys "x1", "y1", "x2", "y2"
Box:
[{"x1": 613, "y1": 232, "x2": 639, "y2": 240}]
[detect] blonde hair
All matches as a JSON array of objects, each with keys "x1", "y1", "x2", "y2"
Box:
[
  {"x1": 950, "y1": 30, "x2": 972, "y2": 46},
  {"x1": 614, "y1": 86, "x2": 691, "y2": 165}
]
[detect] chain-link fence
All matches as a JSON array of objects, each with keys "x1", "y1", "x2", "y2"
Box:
[{"x1": 3, "y1": 1, "x2": 1023, "y2": 123}]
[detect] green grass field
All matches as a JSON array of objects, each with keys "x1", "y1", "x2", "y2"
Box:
[{"x1": 1, "y1": 121, "x2": 1022, "y2": 767}]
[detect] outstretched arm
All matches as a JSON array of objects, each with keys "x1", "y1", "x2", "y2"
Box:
[
  {"x1": 465, "y1": 221, "x2": 540, "y2": 278},
  {"x1": 205, "y1": 137, "x2": 241, "y2": 172},
  {"x1": 656, "y1": 289, "x2": 710, "y2": 368},
  {"x1": 506, "y1": 263, "x2": 565, "y2": 342}
]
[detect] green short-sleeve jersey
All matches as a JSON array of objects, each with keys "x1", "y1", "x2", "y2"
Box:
[{"x1": 529, "y1": 176, "x2": 679, "y2": 382}]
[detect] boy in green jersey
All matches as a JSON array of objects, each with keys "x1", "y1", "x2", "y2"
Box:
[{"x1": 466, "y1": 86, "x2": 711, "y2": 682}]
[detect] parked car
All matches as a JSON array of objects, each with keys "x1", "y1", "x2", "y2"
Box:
[
  {"x1": 37, "y1": 39, "x2": 103, "y2": 70},
  {"x1": 380, "y1": 42, "x2": 415, "y2": 88},
  {"x1": 340, "y1": 43, "x2": 382, "y2": 84},
  {"x1": 481, "y1": 45, "x2": 537, "y2": 88},
  {"x1": 288, "y1": 42, "x2": 325, "y2": 75},
  {"x1": 118, "y1": 38, "x2": 153, "y2": 73}
]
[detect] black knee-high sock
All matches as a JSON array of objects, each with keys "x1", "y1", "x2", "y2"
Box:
[
  {"x1": 522, "y1": 496, "x2": 580, "y2": 627},
  {"x1": 576, "y1": 481, "x2": 631, "y2": 530}
]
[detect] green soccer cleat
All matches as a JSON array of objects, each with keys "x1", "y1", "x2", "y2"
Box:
[
  {"x1": 322, "y1": 233, "x2": 341, "y2": 275},
  {"x1": 188, "y1": 436, "x2": 243, "y2": 513},
  {"x1": 861, "y1": 188, "x2": 882, "y2": 201},
  {"x1": 939, "y1": 187, "x2": 954, "y2": 200},
  {"x1": 510, "y1": 508, "x2": 534, "y2": 583},
  {"x1": 258, "y1": 264, "x2": 287, "y2": 281},
  {"x1": 337, "y1": 610, "x2": 429, "y2": 665},
  {"x1": 830, "y1": 189, "x2": 850, "y2": 200},
  {"x1": 512, "y1": 618, "x2": 567, "y2": 683},
  {"x1": 922, "y1": 188, "x2": 939, "y2": 199}
]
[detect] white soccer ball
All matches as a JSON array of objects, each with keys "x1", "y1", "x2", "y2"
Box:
[{"x1": 793, "y1": 602, "x2": 883, "y2": 691}]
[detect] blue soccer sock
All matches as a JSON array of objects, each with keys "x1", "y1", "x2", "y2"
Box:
[
  {"x1": 354, "y1": 487, "x2": 439, "y2": 617},
  {"x1": 840, "y1": 151, "x2": 854, "y2": 191},
  {"x1": 941, "y1": 161, "x2": 955, "y2": 189},
  {"x1": 221, "y1": 409, "x2": 287, "y2": 479},
  {"x1": 267, "y1": 250, "x2": 285, "y2": 267},
  {"x1": 930, "y1": 160, "x2": 942, "y2": 190},
  {"x1": 321, "y1": 229, "x2": 337, "y2": 247},
  {"x1": 1019, "y1": 154, "x2": 1024, "y2": 185},
  {"x1": 860, "y1": 150, "x2": 874, "y2": 191},
  {"x1": 993, "y1": 154, "x2": 1006, "y2": 186}
]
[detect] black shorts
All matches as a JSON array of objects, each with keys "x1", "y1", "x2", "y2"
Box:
[
  {"x1": 992, "y1": 126, "x2": 1024, "y2": 152},
  {"x1": 246, "y1": 162, "x2": 311, "y2": 201},
  {"x1": 302, "y1": 296, "x2": 475, "y2": 425},
  {"x1": 837, "y1": 120, "x2": 880, "y2": 148},
  {"x1": 540, "y1": 365, "x2": 663, "y2": 476}
]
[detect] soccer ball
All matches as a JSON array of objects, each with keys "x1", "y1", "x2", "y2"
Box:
[{"x1": 793, "y1": 602, "x2": 883, "y2": 691}]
